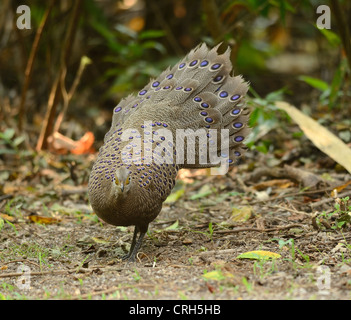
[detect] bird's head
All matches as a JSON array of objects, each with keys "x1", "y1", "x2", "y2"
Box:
[{"x1": 113, "y1": 166, "x2": 132, "y2": 195}]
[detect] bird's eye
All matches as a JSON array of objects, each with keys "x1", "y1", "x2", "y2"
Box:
[
  {"x1": 125, "y1": 176, "x2": 131, "y2": 185},
  {"x1": 115, "y1": 177, "x2": 120, "y2": 186}
]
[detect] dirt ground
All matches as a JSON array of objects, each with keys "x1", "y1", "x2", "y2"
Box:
[{"x1": 1, "y1": 149, "x2": 351, "y2": 300}]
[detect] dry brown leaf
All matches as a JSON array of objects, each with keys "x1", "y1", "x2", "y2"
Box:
[
  {"x1": 3, "y1": 183, "x2": 27, "y2": 195},
  {"x1": 28, "y1": 215, "x2": 61, "y2": 224},
  {"x1": 253, "y1": 179, "x2": 294, "y2": 190},
  {"x1": 229, "y1": 206, "x2": 253, "y2": 223},
  {"x1": 0, "y1": 213, "x2": 16, "y2": 222},
  {"x1": 48, "y1": 131, "x2": 95, "y2": 155},
  {"x1": 276, "y1": 101, "x2": 351, "y2": 174},
  {"x1": 71, "y1": 131, "x2": 95, "y2": 155},
  {"x1": 330, "y1": 180, "x2": 351, "y2": 197}
]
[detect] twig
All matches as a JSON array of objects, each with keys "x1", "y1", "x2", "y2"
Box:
[
  {"x1": 36, "y1": 0, "x2": 83, "y2": 151},
  {"x1": 199, "y1": 248, "x2": 236, "y2": 256},
  {"x1": 0, "y1": 269, "x2": 74, "y2": 278},
  {"x1": 59, "y1": 187, "x2": 88, "y2": 196},
  {"x1": 0, "y1": 265, "x2": 114, "y2": 279},
  {"x1": 331, "y1": 233, "x2": 351, "y2": 242},
  {"x1": 249, "y1": 185, "x2": 343, "y2": 205},
  {"x1": 70, "y1": 283, "x2": 155, "y2": 300},
  {"x1": 54, "y1": 57, "x2": 90, "y2": 133},
  {"x1": 249, "y1": 165, "x2": 325, "y2": 189},
  {"x1": 215, "y1": 223, "x2": 304, "y2": 234},
  {"x1": 266, "y1": 204, "x2": 311, "y2": 217},
  {"x1": 2, "y1": 259, "x2": 41, "y2": 269},
  {"x1": 18, "y1": 0, "x2": 56, "y2": 132},
  {"x1": 0, "y1": 194, "x2": 13, "y2": 202},
  {"x1": 310, "y1": 191, "x2": 351, "y2": 209}
]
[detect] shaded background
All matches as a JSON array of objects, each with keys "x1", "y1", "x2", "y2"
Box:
[{"x1": 0, "y1": 0, "x2": 349, "y2": 156}]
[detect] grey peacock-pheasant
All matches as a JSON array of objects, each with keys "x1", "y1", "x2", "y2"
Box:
[{"x1": 88, "y1": 43, "x2": 251, "y2": 261}]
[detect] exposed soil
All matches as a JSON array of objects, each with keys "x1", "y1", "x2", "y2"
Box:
[{"x1": 1, "y1": 150, "x2": 351, "y2": 300}]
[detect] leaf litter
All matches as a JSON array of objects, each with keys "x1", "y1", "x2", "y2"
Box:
[{"x1": 1, "y1": 109, "x2": 351, "y2": 300}]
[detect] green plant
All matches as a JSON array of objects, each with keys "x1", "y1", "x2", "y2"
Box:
[
  {"x1": 241, "y1": 277, "x2": 253, "y2": 294},
  {"x1": 316, "y1": 197, "x2": 351, "y2": 230},
  {"x1": 0, "y1": 128, "x2": 25, "y2": 155},
  {"x1": 190, "y1": 222, "x2": 214, "y2": 241},
  {"x1": 208, "y1": 222, "x2": 214, "y2": 241},
  {"x1": 298, "y1": 56, "x2": 349, "y2": 109},
  {"x1": 75, "y1": 255, "x2": 90, "y2": 273},
  {"x1": 0, "y1": 217, "x2": 4, "y2": 232},
  {"x1": 132, "y1": 269, "x2": 141, "y2": 282},
  {"x1": 253, "y1": 258, "x2": 278, "y2": 279},
  {"x1": 1, "y1": 219, "x2": 18, "y2": 235},
  {"x1": 246, "y1": 87, "x2": 290, "y2": 151},
  {"x1": 276, "y1": 237, "x2": 312, "y2": 271},
  {"x1": 4, "y1": 198, "x2": 23, "y2": 219},
  {"x1": 277, "y1": 238, "x2": 297, "y2": 269}
]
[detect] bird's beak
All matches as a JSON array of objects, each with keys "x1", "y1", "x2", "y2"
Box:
[{"x1": 120, "y1": 183, "x2": 124, "y2": 192}]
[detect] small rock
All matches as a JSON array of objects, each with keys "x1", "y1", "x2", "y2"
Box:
[{"x1": 182, "y1": 238, "x2": 193, "y2": 245}]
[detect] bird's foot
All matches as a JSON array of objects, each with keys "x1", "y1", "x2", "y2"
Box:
[{"x1": 121, "y1": 252, "x2": 135, "y2": 262}]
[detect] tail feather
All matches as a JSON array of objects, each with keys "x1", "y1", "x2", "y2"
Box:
[{"x1": 110, "y1": 43, "x2": 251, "y2": 167}]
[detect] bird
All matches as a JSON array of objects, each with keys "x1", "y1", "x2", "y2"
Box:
[{"x1": 88, "y1": 43, "x2": 251, "y2": 262}]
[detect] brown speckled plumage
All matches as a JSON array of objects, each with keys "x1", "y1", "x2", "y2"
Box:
[{"x1": 88, "y1": 43, "x2": 250, "y2": 261}]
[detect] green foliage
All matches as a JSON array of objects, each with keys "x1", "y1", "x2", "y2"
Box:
[
  {"x1": 0, "y1": 217, "x2": 4, "y2": 232},
  {"x1": 318, "y1": 28, "x2": 341, "y2": 47},
  {"x1": 87, "y1": 3, "x2": 167, "y2": 96},
  {"x1": 316, "y1": 197, "x2": 351, "y2": 230},
  {"x1": 0, "y1": 128, "x2": 25, "y2": 155},
  {"x1": 246, "y1": 87, "x2": 289, "y2": 149},
  {"x1": 298, "y1": 76, "x2": 329, "y2": 92},
  {"x1": 190, "y1": 222, "x2": 215, "y2": 241},
  {"x1": 298, "y1": 57, "x2": 348, "y2": 109}
]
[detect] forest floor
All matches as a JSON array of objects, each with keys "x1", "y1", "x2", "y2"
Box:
[{"x1": 1, "y1": 136, "x2": 351, "y2": 301}]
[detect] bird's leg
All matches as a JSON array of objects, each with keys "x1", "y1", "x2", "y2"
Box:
[
  {"x1": 121, "y1": 226, "x2": 139, "y2": 261},
  {"x1": 128, "y1": 231, "x2": 145, "y2": 261},
  {"x1": 122, "y1": 227, "x2": 147, "y2": 262}
]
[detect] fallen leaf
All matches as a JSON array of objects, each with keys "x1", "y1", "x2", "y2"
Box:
[
  {"x1": 0, "y1": 213, "x2": 16, "y2": 222},
  {"x1": 229, "y1": 206, "x2": 253, "y2": 223},
  {"x1": 203, "y1": 270, "x2": 234, "y2": 281},
  {"x1": 165, "y1": 188, "x2": 185, "y2": 203},
  {"x1": 331, "y1": 181, "x2": 351, "y2": 197},
  {"x1": 236, "y1": 250, "x2": 281, "y2": 260},
  {"x1": 190, "y1": 184, "x2": 212, "y2": 200},
  {"x1": 276, "y1": 101, "x2": 351, "y2": 174},
  {"x1": 206, "y1": 282, "x2": 216, "y2": 293},
  {"x1": 255, "y1": 191, "x2": 270, "y2": 201},
  {"x1": 71, "y1": 132, "x2": 95, "y2": 155},
  {"x1": 164, "y1": 220, "x2": 179, "y2": 231},
  {"x1": 28, "y1": 214, "x2": 61, "y2": 224},
  {"x1": 91, "y1": 236, "x2": 110, "y2": 244},
  {"x1": 253, "y1": 179, "x2": 294, "y2": 190},
  {"x1": 48, "y1": 131, "x2": 95, "y2": 155}
]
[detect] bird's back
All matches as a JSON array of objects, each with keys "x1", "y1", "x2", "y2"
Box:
[{"x1": 89, "y1": 43, "x2": 250, "y2": 229}]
